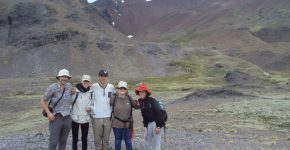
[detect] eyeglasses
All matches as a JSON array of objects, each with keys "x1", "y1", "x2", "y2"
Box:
[{"x1": 118, "y1": 87, "x2": 127, "y2": 90}]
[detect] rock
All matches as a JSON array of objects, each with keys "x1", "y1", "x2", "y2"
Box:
[{"x1": 224, "y1": 71, "x2": 253, "y2": 84}]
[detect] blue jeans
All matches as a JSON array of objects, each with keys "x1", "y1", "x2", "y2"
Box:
[{"x1": 113, "y1": 127, "x2": 132, "y2": 150}]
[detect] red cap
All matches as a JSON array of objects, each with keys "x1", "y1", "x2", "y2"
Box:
[{"x1": 135, "y1": 84, "x2": 151, "y2": 96}]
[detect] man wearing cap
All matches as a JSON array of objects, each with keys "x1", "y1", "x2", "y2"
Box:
[
  {"x1": 40, "y1": 69, "x2": 74, "y2": 150},
  {"x1": 91, "y1": 69, "x2": 116, "y2": 150},
  {"x1": 71, "y1": 74, "x2": 93, "y2": 150}
]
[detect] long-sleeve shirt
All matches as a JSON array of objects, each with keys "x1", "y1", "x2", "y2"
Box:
[
  {"x1": 110, "y1": 95, "x2": 138, "y2": 128},
  {"x1": 139, "y1": 96, "x2": 165, "y2": 128},
  {"x1": 91, "y1": 82, "x2": 115, "y2": 118},
  {"x1": 71, "y1": 88, "x2": 93, "y2": 123}
]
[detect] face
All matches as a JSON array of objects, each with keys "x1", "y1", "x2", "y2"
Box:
[
  {"x1": 82, "y1": 80, "x2": 91, "y2": 88},
  {"x1": 98, "y1": 75, "x2": 108, "y2": 84},
  {"x1": 138, "y1": 91, "x2": 147, "y2": 99},
  {"x1": 58, "y1": 76, "x2": 69, "y2": 85},
  {"x1": 117, "y1": 87, "x2": 127, "y2": 96}
]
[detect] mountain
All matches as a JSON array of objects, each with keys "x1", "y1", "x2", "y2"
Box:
[
  {"x1": 99, "y1": 0, "x2": 290, "y2": 74},
  {"x1": 0, "y1": 0, "x2": 174, "y2": 79},
  {"x1": 0, "y1": 0, "x2": 289, "y2": 80}
]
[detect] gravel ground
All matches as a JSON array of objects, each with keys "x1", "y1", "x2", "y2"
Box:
[{"x1": 2, "y1": 86, "x2": 290, "y2": 150}]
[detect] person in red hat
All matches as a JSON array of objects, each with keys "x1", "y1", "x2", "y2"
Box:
[{"x1": 135, "y1": 84, "x2": 164, "y2": 150}]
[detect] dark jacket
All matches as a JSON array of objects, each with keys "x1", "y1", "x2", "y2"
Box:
[{"x1": 139, "y1": 96, "x2": 165, "y2": 128}]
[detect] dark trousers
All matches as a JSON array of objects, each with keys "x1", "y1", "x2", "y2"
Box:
[{"x1": 72, "y1": 121, "x2": 89, "y2": 150}]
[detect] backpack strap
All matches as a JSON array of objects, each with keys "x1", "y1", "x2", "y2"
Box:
[
  {"x1": 51, "y1": 87, "x2": 66, "y2": 108},
  {"x1": 71, "y1": 92, "x2": 79, "y2": 108},
  {"x1": 110, "y1": 95, "x2": 117, "y2": 121},
  {"x1": 111, "y1": 95, "x2": 133, "y2": 127}
]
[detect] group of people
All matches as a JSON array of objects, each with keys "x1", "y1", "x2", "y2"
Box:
[{"x1": 40, "y1": 68, "x2": 166, "y2": 150}]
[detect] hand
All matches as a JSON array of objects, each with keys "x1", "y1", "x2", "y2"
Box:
[
  {"x1": 142, "y1": 127, "x2": 147, "y2": 139},
  {"x1": 47, "y1": 112, "x2": 55, "y2": 121},
  {"x1": 85, "y1": 107, "x2": 91, "y2": 113},
  {"x1": 155, "y1": 127, "x2": 161, "y2": 134}
]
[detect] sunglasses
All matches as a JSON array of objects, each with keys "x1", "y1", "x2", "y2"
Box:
[{"x1": 118, "y1": 87, "x2": 127, "y2": 90}]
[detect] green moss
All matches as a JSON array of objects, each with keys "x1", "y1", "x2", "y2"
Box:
[
  {"x1": 276, "y1": 9, "x2": 289, "y2": 18},
  {"x1": 216, "y1": 99, "x2": 290, "y2": 130},
  {"x1": 0, "y1": 1, "x2": 6, "y2": 12},
  {"x1": 249, "y1": 25, "x2": 263, "y2": 33}
]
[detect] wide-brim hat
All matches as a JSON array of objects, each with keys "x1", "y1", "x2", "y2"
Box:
[
  {"x1": 135, "y1": 83, "x2": 151, "y2": 96},
  {"x1": 56, "y1": 69, "x2": 71, "y2": 79}
]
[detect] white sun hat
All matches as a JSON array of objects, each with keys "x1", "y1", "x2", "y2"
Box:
[{"x1": 56, "y1": 69, "x2": 71, "y2": 79}]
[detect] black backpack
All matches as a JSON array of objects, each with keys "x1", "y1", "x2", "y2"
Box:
[
  {"x1": 156, "y1": 100, "x2": 168, "y2": 123},
  {"x1": 149, "y1": 99, "x2": 168, "y2": 142}
]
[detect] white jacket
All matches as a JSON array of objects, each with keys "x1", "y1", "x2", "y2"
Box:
[{"x1": 70, "y1": 89, "x2": 93, "y2": 123}]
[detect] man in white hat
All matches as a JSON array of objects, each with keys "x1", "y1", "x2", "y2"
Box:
[{"x1": 40, "y1": 69, "x2": 73, "y2": 150}]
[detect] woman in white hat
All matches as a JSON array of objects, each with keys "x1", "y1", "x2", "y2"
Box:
[
  {"x1": 71, "y1": 74, "x2": 93, "y2": 150},
  {"x1": 110, "y1": 81, "x2": 138, "y2": 150}
]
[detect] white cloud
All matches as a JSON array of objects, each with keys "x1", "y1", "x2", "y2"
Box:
[{"x1": 87, "y1": 0, "x2": 97, "y2": 3}]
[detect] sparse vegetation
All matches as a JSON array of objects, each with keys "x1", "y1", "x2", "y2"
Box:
[
  {"x1": 249, "y1": 24, "x2": 263, "y2": 33},
  {"x1": 216, "y1": 98, "x2": 290, "y2": 130}
]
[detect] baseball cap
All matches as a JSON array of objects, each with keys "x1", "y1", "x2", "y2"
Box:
[
  {"x1": 81, "y1": 74, "x2": 91, "y2": 82},
  {"x1": 98, "y1": 69, "x2": 108, "y2": 77},
  {"x1": 118, "y1": 81, "x2": 128, "y2": 89}
]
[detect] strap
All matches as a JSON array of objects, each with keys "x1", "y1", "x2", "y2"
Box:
[
  {"x1": 114, "y1": 116, "x2": 130, "y2": 124},
  {"x1": 110, "y1": 95, "x2": 117, "y2": 120},
  {"x1": 111, "y1": 95, "x2": 133, "y2": 123},
  {"x1": 52, "y1": 87, "x2": 66, "y2": 108},
  {"x1": 71, "y1": 92, "x2": 79, "y2": 108}
]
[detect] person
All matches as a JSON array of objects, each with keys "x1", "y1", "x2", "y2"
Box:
[
  {"x1": 135, "y1": 84, "x2": 165, "y2": 150},
  {"x1": 71, "y1": 74, "x2": 93, "y2": 150},
  {"x1": 110, "y1": 81, "x2": 138, "y2": 150},
  {"x1": 91, "y1": 69, "x2": 116, "y2": 150},
  {"x1": 40, "y1": 69, "x2": 74, "y2": 150}
]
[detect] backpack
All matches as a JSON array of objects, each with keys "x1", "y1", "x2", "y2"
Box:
[
  {"x1": 157, "y1": 100, "x2": 168, "y2": 123},
  {"x1": 110, "y1": 95, "x2": 133, "y2": 128},
  {"x1": 149, "y1": 99, "x2": 168, "y2": 142}
]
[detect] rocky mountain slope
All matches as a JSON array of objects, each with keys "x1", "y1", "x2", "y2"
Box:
[
  {"x1": 98, "y1": 0, "x2": 290, "y2": 74},
  {"x1": 1, "y1": 0, "x2": 290, "y2": 79},
  {"x1": 0, "y1": 0, "x2": 180, "y2": 79}
]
